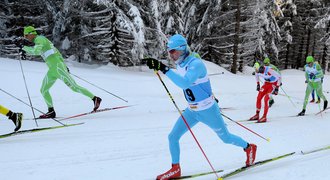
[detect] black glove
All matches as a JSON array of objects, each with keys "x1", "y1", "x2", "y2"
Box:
[
  {"x1": 19, "y1": 49, "x2": 26, "y2": 60},
  {"x1": 13, "y1": 37, "x2": 31, "y2": 48},
  {"x1": 144, "y1": 58, "x2": 169, "y2": 74},
  {"x1": 67, "y1": 67, "x2": 70, "y2": 73},
  {"x1": 256, "y1": 83, "x2": 260, "y2": 91},
  {"x1": 273, "y1": 86, "x2": 279, "y2": 95},
  {"x1": 13, "y1": 37, "x2": 24, "y2": 48}
]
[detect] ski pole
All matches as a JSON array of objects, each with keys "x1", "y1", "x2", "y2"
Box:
[
  {"x1": 220, "y1": 113, "x2": 270, "y2": 142},
  {"x1": 70, "y1": 73, "x2": 128, "y2": 103},
  {"x1": 0, "y1": 88, "x2": 66, "y2": 126},
  {"x1": 18, "y1": 56, "x2": 38, "y2": 127},
  {"x1": 154, "y1": 71, "x2": 222, "y2": 180},
  {"x1": 279, "y1": 86, "x2": 297, "y2": 108}
]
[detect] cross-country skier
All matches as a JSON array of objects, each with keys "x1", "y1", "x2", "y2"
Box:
[
  {"x1": 21, "y1": 26, "x2": 102, "y2": 118},
  {"x1": 298, "y1": 56, "x2": 328, "y2": 116},
  {"x1": 263, "y1": 57, "x2": 281, "y2": 107},
  {"x1": 144, "y1": 34, "x2": 257, "y2": 180},
  {"x1": 249, "y1": 64, "x2": 281, "y2": 123},
  {"x1": 0, "y1": 105, "x2": 22, "y2": 131}
]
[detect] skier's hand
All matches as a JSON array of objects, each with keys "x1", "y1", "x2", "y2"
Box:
[
  {"x1": 144, "y1": 57, "x2": 169, "y2": 74},
  {"x1": 13, "y1": 37, "x2": 31, "y2": 48},
  {"x1": 273, "y1": 86, "x2": 279, "y2": 95},
  {"x1": 67, "y1": 67, "x2": 70, "y2": 73},
  {"x1": 305, "y1": 80, "x2": 308, "y2": 83},
  {"x1": 19, "y1": 48, "x2": 26, "y2": 60},
  {"x1": 256, "y1": 83, "x2": 260, "y2": 91},
  {"x1": 13, "y1": 38, "x2": 24, "y2": 48}
]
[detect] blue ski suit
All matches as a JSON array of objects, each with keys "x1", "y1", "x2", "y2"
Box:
[{"x1": 166, "y1": 53, "x2": 248, "y2": 164}]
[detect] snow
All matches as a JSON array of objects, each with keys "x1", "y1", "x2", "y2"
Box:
[{"x1": 0, "y1": 57, "x2": 330, "y2": 180}]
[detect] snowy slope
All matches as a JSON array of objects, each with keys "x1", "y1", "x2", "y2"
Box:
[{"x1": 0, "y1": 57, "x2": 329, "y2": 180}]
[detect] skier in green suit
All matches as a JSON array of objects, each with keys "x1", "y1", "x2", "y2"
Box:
[
  {"x1": 298, "y1": 56, "x2": 328, "y2": 116},
  {"x1": 22, "y1": 26, "x2": 102, "y2": 118}
]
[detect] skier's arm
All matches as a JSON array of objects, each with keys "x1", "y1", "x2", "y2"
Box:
[
  {"x1": 22, "y1": 37, "x2": 45, "y2": 56},
  {"x1": 304, "y1": 66, "x2": 309, "y2": 81},
  {"x1": 258, "y1": 69, "x2": 280, "y2": 82},
  {"x1": 255, "y1": 73, "x2": 260, "y2": 84},
  {"x1": 315, "y1": 64, "x2": 324, "y2": 79},
  {"x1": 166, "y1": 60, "x2": 205, "y2": 89}
]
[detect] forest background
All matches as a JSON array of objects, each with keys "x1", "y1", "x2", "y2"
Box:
[{"x1": 1, "y1": 0, "x2": 330, "y2": 73}]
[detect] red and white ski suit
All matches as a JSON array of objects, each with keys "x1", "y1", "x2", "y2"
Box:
[{"x1": 255, "y1": 66, "x2": 281, "y2": 116}]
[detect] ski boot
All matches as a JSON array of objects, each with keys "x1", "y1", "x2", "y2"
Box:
[
  {"x1": 244, "y1": 144, "x2": 257, "y2": 166},
  {"x1": 316, "y1": 100, "x2": 320, "y2": 104},
  {"x1": 324, "y1": 100, "x2": 328, "y2": 110},
  {"x1": 7, "y1": 111, "x2": 23, "y2": 131},
  {"x1": 298, "y1": 109, "x2": 305, "y2": 116},
  {"x1": 156, "y1": 164, "x2": 181, "y2": 180},
  {"x1": 249, "y1": 113, "x2": 259, "y2": 121},
  {"x1": 257, "y1": 115, "x2": 267, "y2": 123},
  {"x1": 39, "y1": 107, "x2": 56, "y2": 119},
  {"x1": 309, "y1": 99, "x2": 315, "y2": 103},
  {"x1": 92, "y1": 96, "x2": 102, "y2": 111}
]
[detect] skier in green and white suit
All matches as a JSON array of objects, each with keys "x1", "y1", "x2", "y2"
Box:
[
  {"x1": 22, "y1": 26, "x2": 102, "y2": 118},
  {"x1": 298, "y1": 56, "x2": 328, "y2": 116}
]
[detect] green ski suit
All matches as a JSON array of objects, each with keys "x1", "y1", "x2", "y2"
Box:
[
  {"x1": 22, "y1": 35, "x2": 95, "y2": 108},
  {"x1": 302, "y1": 62, "x2": 327, "y2": 110}
]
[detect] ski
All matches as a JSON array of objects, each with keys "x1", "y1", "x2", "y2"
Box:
[
  {"x1": 315, "y1": 107, "x2": 330, "y2": 115},
  {"x1": 24, "y1": 105, "x2": 133, "y2": 121},
  {"x1": 58, "y1": 105, "x2": 132, "y2": 121},
  {"x1": 0, "y1": 122, "x2": 84, "y2": 139},
  {"x1": 301, "y1": 145, "x2": 330, "y2": 155},
  {"x1": 24, "y1": 117, "x2": 64, "y2": 121},
  {"x1": 220, "y1": 152, "x2": 295, "y2": 179},
  {"x1": 173, "y1": 152, "x2": 295, "y2": 179},
  {"x1": 173, "y1": 169, "x2": 224, "y2": 179}
]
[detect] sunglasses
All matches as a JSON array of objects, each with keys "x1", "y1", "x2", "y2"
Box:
[{"x1": 168, "y1": 49, "x2": 177, "y2": 54}]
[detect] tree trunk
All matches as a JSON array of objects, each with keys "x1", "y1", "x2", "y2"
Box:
[
  {"x1": 321, "y1": 21, "x2": 330, "y2": 71},
  {"x1": 231, "y1": 0, "x2": 241, "y2": 74}
]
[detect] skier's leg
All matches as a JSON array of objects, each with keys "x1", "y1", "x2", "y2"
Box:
[
  {"x1": 311, "y1": 90, "x2": 315, "y2": 101},
  {"x1": 314, "y1": 82, "x2": 327, "y2": 101},
  {"x1": 40, "y1": 70, "x2": 57, "y2": 108},
  {"x1": 0, "y1": 105, "x2": 10, "y2": 116},
  {"x1": 263, "y1": 94, "x2": 270, "y2": 116},
  {"x1": 56, "y1": 63, "x2": 94, "y2": 99},
  {"x1": 168, "y1": 108, "x2": 198, "y2": 164},
  {"x1": 199, "y1": 103, "x2": 248, "y2": 148},
  {"x1": 302, "y1": 83, "x2": 313, "y2": 110}
]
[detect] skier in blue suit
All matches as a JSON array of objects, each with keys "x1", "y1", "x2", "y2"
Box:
[{"x1": 144, "y1": 34, "x2": 257, "y2": 180}]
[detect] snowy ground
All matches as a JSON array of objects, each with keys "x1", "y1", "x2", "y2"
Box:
[{"x1": 0, "y1": 57, "x2": 329, "y2": 180}]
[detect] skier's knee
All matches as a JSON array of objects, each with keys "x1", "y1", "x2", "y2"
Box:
[
  {"x1": 217, "y1": 131, "x2": 233, "y2": 144},
  {"x1": 40, "y1": 88, "x2": 48, "y2": 96},
  {"x1": 168, "y1": 132, "x2": 180, "y2": 144}
]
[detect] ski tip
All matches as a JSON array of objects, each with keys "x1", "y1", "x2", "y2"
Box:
[{"x1": 267, "y1": 138, "x2": 271, "y2": 142}]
